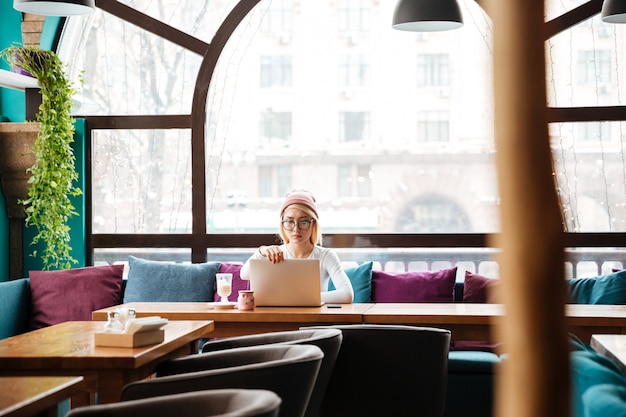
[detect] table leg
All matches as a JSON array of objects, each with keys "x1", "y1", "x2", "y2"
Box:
[
  {"x1": 70, "y1": 392, "x2": 91, "y2": 408},
  {"x1": 96, "y1": 371, "x2": 133, "y2": 404}
]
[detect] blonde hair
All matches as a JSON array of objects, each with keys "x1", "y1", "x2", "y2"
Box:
[{"x1": 279, "y1": 203, "x2": 322, "y2": 246}]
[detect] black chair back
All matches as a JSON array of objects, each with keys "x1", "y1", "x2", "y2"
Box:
[
  {"x1": 304, "y1": 324, "x2": 451, "y2": 417},
  {"x1": 67, "y1": 389, "x2": 281, "y2": 417},
  {"x1": 122, "y1": 344, "x2": 323, "y2": 417},
  {"x1": 157, "y1": 328, "x2": 342, "y2": 417}
]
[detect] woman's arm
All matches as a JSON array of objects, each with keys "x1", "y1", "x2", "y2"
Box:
[
  {"x1": 239, "y1": 247, "x2": 266, "y2": 280},
  {"x1": 320, "y1": 249, "x2": 354, "y2": 304},
  {"x1": 240, "y1": 245, "x2": 285, "y2": 279}
]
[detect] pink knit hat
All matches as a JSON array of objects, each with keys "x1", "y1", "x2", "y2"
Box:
[{"x1": 280, "y1": 189, "x2": 318, "y2": 218}]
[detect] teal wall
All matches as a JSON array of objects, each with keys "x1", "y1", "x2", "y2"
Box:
[
  {"x1": 0, "y1": 2, "x2": 23, "y2": 281},
  {"x1": 0, "y1": 9, "x2": 86, "y2": 280},
  {"x1": 0, "y1": 2, "x2": 24, "y2": 123}
]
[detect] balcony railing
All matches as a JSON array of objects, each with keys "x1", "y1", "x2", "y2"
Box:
[{"x1": 92, "y1": 232, "x2": 626, "y2": 280}]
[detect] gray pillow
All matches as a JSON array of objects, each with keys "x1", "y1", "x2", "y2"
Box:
[{"x1": 123, "y1": 256, "x2": 220, "y2": 303}]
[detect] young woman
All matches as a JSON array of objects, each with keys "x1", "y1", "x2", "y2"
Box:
[{"x1": 240, "y1": 189, "x2": 354, "y2": 304}]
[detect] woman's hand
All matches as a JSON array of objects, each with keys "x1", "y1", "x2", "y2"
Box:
[{"x1": 259, "y1": 245, "x2": 284, "y2": 264}]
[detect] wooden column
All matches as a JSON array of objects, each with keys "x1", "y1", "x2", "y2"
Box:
[{"x1": 488, "y1": 0, "x2": 569, "y2": 417}]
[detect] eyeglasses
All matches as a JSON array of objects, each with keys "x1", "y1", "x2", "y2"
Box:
[{"x1": 282, "y1": 219, "x2": 314, "y2": 231}]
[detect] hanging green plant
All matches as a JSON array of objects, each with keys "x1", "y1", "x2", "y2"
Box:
[{"x1": 1, "y1": 45, "x2": 82, "y2": 270}]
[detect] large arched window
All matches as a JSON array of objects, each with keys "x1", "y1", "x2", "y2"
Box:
[
  {"x1": 54, "y1": 0, "x2": 626, "y2": 267},
  {"x1": 62, "y1": 1, "x2": 494, "y2": 235}
]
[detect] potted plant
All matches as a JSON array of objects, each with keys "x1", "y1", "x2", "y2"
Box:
[{"x1": 0, "y1": 45, "x2": 82, "y2": 270}]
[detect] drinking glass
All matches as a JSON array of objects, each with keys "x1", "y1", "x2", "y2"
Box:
[{"x1": 216, "y1": 273, "x2": 233, "y2": 303}]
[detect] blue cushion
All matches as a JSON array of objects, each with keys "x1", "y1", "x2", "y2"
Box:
[
  {"x1": 583, "y1": 383, "x2": 626, "y2": 417},
  {"x1": 567, "y1": 269, "x2": 626, "y2": 304},
  {"x1": 0, "y1": 278, "x2": 31, "y2": 339},
  {"x1": 448, "y1": 350, "x2": 501, "y2": 374},
  {"x1": 569, "y1": 333, "x2": 592, "y2": 352},
  {"x1": 123, "y1": 256, "x2": 220, "y2": 303},
  {"x1": 328, "y1": 262, "x2": 373, "y2": 303},
  {"x1": 571, "y1": 350, "x2": 626, "y2": 417}
]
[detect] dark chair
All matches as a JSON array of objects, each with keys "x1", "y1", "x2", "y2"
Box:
[
  {"x1": 122, "y1": 344, "x2": 323, "y2": 417},
  {"x1": 157, "y1": 328, "x2": 342, "y2": 417},
  {"x1": 66, "y1": 389, "x2": 281, "y2": 417},
  {"x1": 303, "y1": 324, "x2": 451, "y2": 417}
]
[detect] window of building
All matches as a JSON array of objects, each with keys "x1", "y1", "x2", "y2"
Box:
[
  {"x1": 338, "y1": 165, "x2": 351, "y2": 197},
  {"x1": 417, "y1": 54, "x2": 450, "y2": 87},
  {"x1": 356, "y1": 165, "x2": 371, "y2": 197},
  {"x1": 259, "y1": 164, "x2": 292, "y2": 198},
  {"x1": 260, "y1": 110, "x2": 292, "y2": 143},
  {"x1": 417, "y1": 111, "x2": 449, "y2": 143},
  {"x1": 258, "y1": 165, "x2": 272, "y2": 198},
  {"x1": 338, "y1": 0, "x2": 371, "y2": 32},
  {"x1": 260, "y1": 0, "x2": 293, "y2": 33},
  {"x1": 394, "y1": 195, "x2": 472, "y2": 233},
  {"x1": 339, "y1": 112, "x2": 370, "y2": 143},
  {"x1": 260, "y1": 55, "x2": 292, "y2": 87},
  {"x1": 577, "y1": 50, "x2": 611, "y2": 84},
  {"x1": 339, "y1": 54, "x2": 370, "y2": 87},
  {"x1": 338, "y1": 164, "x2": 371, "y2": 197},
  {"x1": 577, "y1": 121, "x2": 611, "y2": 142}
]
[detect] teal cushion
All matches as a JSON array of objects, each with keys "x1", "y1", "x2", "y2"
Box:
[
  {"x1": 567, "y1": 269, "x2": 626, "y2": 304},
  {"x1": 123, "y1": 256, "x2": 220, "y2": 303},
  {"x1": 0, "y1": 278, "x2": 31, "y2": 339},
  {"x1": 569, "y1": 333, "x2": 592, "y2": 352},
  {"x1": 328, "y1": 262, "x2": 373, "y2": 303},
  {"x1": 448, "y1": 350, "x2": 501, "y2": 374},
  {"x1": 583, "y1": 383, "x2": 626, "y2": 417},
  {"x1": 571, "y1": 350, "x2": 626, "y2": 417}
]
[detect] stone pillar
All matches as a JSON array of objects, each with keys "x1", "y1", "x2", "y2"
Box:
[
  {"x1": 0, "y1": 122, "x2": 39, "y2": 279},
  {"x1": 21, "y1": 13, "x2": 45, "y2": 47}
]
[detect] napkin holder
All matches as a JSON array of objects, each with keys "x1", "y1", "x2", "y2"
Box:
[
  {"x1": 95, "y1": 316, "x2": 168, "y2": 348},
  {"x1": 95, "y1": 329, "x2": 164, "y2": 348}
]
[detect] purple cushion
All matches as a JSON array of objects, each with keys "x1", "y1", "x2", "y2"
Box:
[
  {"x1": 450, "y1": 340, "x2": 503, "y2": 352},
  {"x1": 29, "y1": 264, "x2": 124, "y2": 330},
  {"x1": 213, "y1": 263, "x2": 250, "y2": 302},
  {"x1": 463, "y1": 271, "x2": 499, "y2": 303},
  {"x1": 371, "y1": 267, "x2": 457, "y2": 302}
]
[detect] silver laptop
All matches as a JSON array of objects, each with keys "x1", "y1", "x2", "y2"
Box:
[{"x1": 249, "y1": 259, "x2": 323, "y2": 307}]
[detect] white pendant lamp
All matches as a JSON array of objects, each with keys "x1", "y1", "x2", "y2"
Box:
[
  {"x1": 601, "y1": 0, "x2": 626, "y2": 24},
  {"x1": 392, "y1": 0, "x2": 464, "y2": 32},
  {"x1": 13, "y1": 0, "x2": 95, "y2": 16}
]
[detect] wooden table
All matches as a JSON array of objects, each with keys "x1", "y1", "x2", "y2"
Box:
[
  {"x1": 564, "y1": 305, "x2": 626, "y2": 342},
  {"x1": 93, "y1": 302, "x2": 371, "y2": 338},
  {"x1": 0, "y1": 320, "x2": 214, "y2": 405},
  {"x1": 362, "y1": 303, "x2": 503, "y2": 341},
  {"x1": 0, "y1": 376, "x2": 84, "y2": 417},
  {"x1": 92, "y1": 302, "x2": 626, "y2": 343},
  {"x1": 363, "y1": 303, "x2": 626, "y2": 342},
  {"x1": 591, "y1": 334, "x2": 626, "y2": 376}
]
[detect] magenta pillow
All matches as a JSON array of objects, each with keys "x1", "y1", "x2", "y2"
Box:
[
  {"x1": 463, "y1": 271, "x2": 499, "y2": 303},
  {"x1": 371, "y1": 267, "x2": 457, "y2": 302},
  {"x1": 213, "y1": 263, "x2": 250, "y2": 302},
  {"x1": 29, "y1": 264, "x2": 124, "y2": 330}
]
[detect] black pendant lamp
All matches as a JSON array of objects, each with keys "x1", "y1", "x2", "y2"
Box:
[
  {"x1": 392, "y1": 0, "x2": 464, "y2": 32},
  {"x1": 14, "y1": 0, "x2": 95, "y2": 16},
  {"x1": 601, "y1": 0, "x2": 626, "y2": 24}
]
